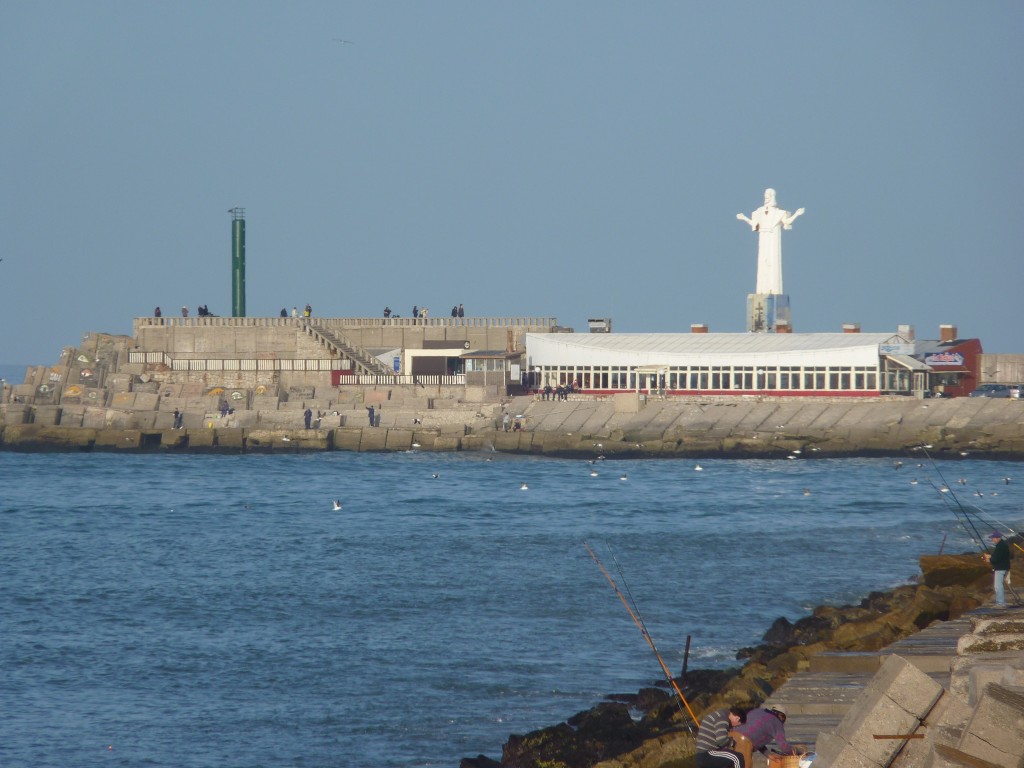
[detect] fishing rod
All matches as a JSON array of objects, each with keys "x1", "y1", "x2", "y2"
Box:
[
  {"x1": 916, "y1": 446, "x2": 989, "y2": 552},
  {"x1": 583, "y1": 541, "x2": 700, "y2": 728},
  {"x1": 915, "y1": 448, "x2": 1021, "y2": 602}
]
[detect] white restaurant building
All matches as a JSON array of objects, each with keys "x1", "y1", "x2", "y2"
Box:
[{"x1": 523, "y1": 329, "x2": 945, "y2": 397}]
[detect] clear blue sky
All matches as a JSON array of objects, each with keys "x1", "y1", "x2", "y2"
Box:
[{"x1": 2, "y1": 2, "x2": 1022, "y2": 366}]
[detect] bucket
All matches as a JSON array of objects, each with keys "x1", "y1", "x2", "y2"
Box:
[{"x1": 767, "y1": 754, "x2": 802, "y2": 768}]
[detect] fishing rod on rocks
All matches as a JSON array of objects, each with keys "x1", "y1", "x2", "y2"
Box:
[
  {"x1": 914, "y1": 446, "x2": 989, "y2": 552},
  {"x1": 915, "y1": 447, "x2": 1022, "y2": 603},
  {"x1": 583, "y1": 541, "x2": 700, "y2": 729}
]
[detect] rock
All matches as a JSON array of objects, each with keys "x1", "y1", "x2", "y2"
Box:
[{"x1": 460, "y1": 756, "x2": 501, "y2": 768}]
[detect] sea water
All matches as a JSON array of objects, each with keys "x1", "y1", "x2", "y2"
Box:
[{"x1": 2, "y1": 451, "x2": 1020, "y2": 767}]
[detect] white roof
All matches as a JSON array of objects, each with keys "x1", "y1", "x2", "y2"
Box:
[{"x1": 525, "y1": 332, "x2": 903, "y2": 368}]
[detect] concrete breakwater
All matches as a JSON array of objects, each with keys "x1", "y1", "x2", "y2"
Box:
[
  {"x1": 2, "y1": 391, "x2": 1024, "y2": 458},
  {"x1": 463, "y1": 552, "x2": 1024, "y2": 768}
]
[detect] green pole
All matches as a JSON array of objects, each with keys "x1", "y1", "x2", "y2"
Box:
[{"x1": 230, "y1": 208, "x2": 246, "y2": 317}]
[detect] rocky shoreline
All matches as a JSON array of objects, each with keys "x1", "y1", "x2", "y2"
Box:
[{"x1": 459, "y1": 548, "x2": 1022, "y2": 768}]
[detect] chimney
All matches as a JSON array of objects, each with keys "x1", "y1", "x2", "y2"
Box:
[
  {"x1": 842, "y1": 323, "x2": 861, "y2": 334},
  {"x1": 897, "y1": 324, "x2": 915, "y2": 341},
  {"x1": 939, "y1": 324, "x2": 957, "y2": 343},
  {"x1": 776, "y1": 320, "x2": 792, "y2": 334},
  {"x1": 690, "y1": 323, "x2": 708, "y2": 334}
]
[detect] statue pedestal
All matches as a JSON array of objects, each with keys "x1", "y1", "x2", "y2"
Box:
[{"x1": 747, "y1": 293, "x2": 791, "y2": 333}]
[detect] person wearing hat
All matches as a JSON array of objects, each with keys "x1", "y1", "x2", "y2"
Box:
[
  {"x1": 694, "y1": 705, "x2": 749, "y2": 768},
  {"x1": 734, "y1": 704, "x2": 794, "y2": 759},
  {"x1": 983, "y1": 531, "x2": 1011, "y2": 608}
]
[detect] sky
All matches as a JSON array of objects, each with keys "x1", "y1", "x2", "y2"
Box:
[{"x1": 2, "y1": 2, "x2": 1022, "y2": 367}]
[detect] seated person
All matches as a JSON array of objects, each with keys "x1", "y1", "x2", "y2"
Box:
[{"x1": 695, "y1": 705, "x2": 748, "y2": 768}]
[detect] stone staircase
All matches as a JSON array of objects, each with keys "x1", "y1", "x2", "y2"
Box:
[{"x1": 303, "y1": 322, "x2": 393, "y2": 376}]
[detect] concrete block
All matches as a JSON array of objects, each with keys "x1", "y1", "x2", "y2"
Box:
[
  {"x1": 94, "y1": 429, "x2": 142, "y2": 449},
  {"x1": 332, "y1": 428, "x2": 363, "y2": 451},
  {"x1": 434, "y1": 435, "x2": 462, "y2": 451},
  {"x1": 957, "y1": 683, "x2": 1024, "y2": 765},
  {"x1": 133, "y1": 392, "x2": 160, "y2": 410},
  {"x1": 186, "y1": 430, "x2": 216, "y2": 449},
  {"x1": 32, "y1": 405, "x2": 62, "y2": 425},
  {"x1": 812, "y1": 730, "x2": 876, "y2": 768},
  {"x1": 214, "y1": 430, "x2": 245, "y2": 451},
  {"x1": 864, "y1": 654, "x2": 945, "y2": 716},
  {"x1": 58, "y1": 407, "x2": 84, "y2": 427},
  {"x1": 111, "y1": 392, "x2": 136, "y2": 409},
  {"x1": 359, "y1": 428, "x2": 389, "y2": 451},
  {"x1": 829, "y1": 655, "x2": 942, "y2": 766},
  {"x1": 950, "y1": 652, "x2": 1024, "y2": 705},
  {"x1": 957, "y1": 633, "x2": 1024, "y2": 655},
  {"x1": 385, "y1": 429, "x2": 413, "y2": 451}
]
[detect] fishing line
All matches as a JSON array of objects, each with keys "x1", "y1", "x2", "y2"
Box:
[
  {"x1": 915, "y1": 448, "x2": 1022, "y2": 603},
  {"x1": 583, "y1": 541, "x2": 700, "y2": 728},
  {"x1": 916, "y1": 446, "x2": 989, "y2": 551}
]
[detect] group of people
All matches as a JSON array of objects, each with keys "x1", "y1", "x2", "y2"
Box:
[
  {"x1": 157, "y1": 305, "x2": 215, "y2": 319},
  {"x1": 539, "y1": 382, "x2": 578, "y2": 401},
  {"x1": 281, "y1": 305, "x2": 313, "y2": 318},
  {"x1": 695, "y1": 704, "x2": 793, "y2": 768},
  {"x1": 380, "y1": 304, "x2": 466, "y2": 320}
]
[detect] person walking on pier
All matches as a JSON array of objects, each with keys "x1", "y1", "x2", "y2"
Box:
[
  {"x1": 984, "y1": 530, "x2": 1012, "y2": 608},
  {"x1": 695, "y1": 706, "x2": 748, "y2": 768}
]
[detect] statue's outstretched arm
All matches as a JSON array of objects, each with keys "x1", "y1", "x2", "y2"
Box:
[
  {"x1": 782, "y1": 207, "x2": 805, "y2": 229},
  {"x1": 736, "y1": 213, "x2": 755, "y2": 229}
]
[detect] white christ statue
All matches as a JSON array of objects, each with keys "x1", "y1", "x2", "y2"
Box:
[{"x1": 736, "y1": 188, "x2": 804, "y2": 295}]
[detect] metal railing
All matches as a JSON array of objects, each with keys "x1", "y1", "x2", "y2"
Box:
[{"x1": 134, "y1": 315, "x2": 558, "y2": 330}]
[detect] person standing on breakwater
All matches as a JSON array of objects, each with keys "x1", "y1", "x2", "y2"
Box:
[
  {"x1": 734, "y1": 705, "x2": 794, "y2": 759},
  {"x1": 695, "y1": 706, "x2": 749, "y2": 768},
  {"x1": 154, "y1": 306, "x2": 161, "y2": 318},
  {"x1": 304, "y1": 408, "x2": 312, "y2": 429},
  {"x1": 366, "y1": 405, "x2": 375, "y2": 427},
  {"x1": 984, "y1": 531, "x2": 1012, "y2": 608}
]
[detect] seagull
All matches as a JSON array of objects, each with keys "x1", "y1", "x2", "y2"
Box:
[
  {"x1": 520, "y1": 482, "x2": 529, "y2": 491},
  {"x1": 332, "y1": 500, "x2": 342, "y2": 511},
  {"x1": 281, "y1": 436, "x2": 291, "y2": 442},
  {"x1": 411, "y1": 442, "x2": 421, "y2": 448},
  {"x1": 974, "y1": 491, "x2": 985, "y2": 498},
  {"x1": 431, "y1": 473, "x2": 439, "y2": 479},
  {"x1": 957, "y1": 478, "x2": 967, "y2": 485},
  {"x1": 1004, "y1": 477, "x2": 1012, "y2": 484},
  {"x1": 893, "y1": 461, "x2": 904, "y2": 470},
  {"x1": 802, "y1": 488, "x2": 811, "y2": 496},
  {"x1": 787, "y1": 454, "x2": 797, "y2": 460},
  {"x1": 620, "y1": 473, "x2": 628, "y2": 481},
  {"x1": 910, "y1": 478, "x2": 919, "y2": 485},
  {"x1": 694, "y1": 463, "x2": 703, "y2": 471},
  {"x1": 589, "y1": 470, "x2": 599, "y2": 477},
  {"x1": 333, "y1": 38, "x2": 354, "y2": 44},
  {"x1": 485, "y1": 456, "x2": 493, "y2": 462},
  {"x1": 940, "y1": 485, "x2": 950, "y2": 493}
]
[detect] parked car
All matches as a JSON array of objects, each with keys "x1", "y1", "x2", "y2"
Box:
[{"x1": 968, "y1": 384, "x2": 1013, "y2": 398}]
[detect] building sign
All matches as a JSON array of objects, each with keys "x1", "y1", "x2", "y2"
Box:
[
  {"x1": 393, "y1": 356, "x2": 401, "y2": 373},
  {"x1": 879, "y1": 343, "x2": 914, "y2": 356},
  {"x1": 924, "y1": 351, "x2": 965, "y2": 367}
]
